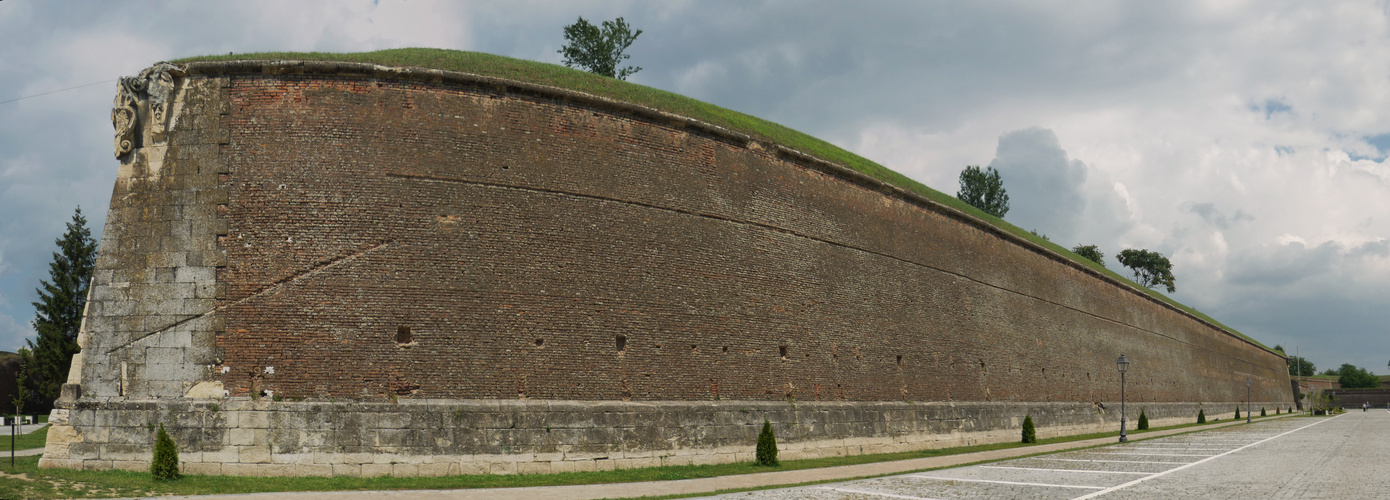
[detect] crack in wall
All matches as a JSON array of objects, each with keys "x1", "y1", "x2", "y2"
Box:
[
  {"x1": 103, "y1": 240, "x2": 393, "y2": 356},
  {"x1": 229, "y1": 239, "x2": 395, "y2": 307}
]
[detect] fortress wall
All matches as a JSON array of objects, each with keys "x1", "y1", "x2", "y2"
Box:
[{"x1": 42, "y1": 61, "x2": 1292, "y2": 475}]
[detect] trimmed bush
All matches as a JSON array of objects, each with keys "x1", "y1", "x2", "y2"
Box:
[
  {"x1": 1275, "y1": 407, "x2": 1281, "y2": 415},
  {"x1": 1021, "y1": 414, "x2": 1036, "y2": 443},
  {"x1": 1234, "y1": 406, "x2": 1240, "y2": 419},
  {"x1": 755, "y1": 419, "x2": 779, "y2": 466},
  {"x1": 1197, "y1": 408, "x2": 1206, "y2": 424},
  {"x1": 151, "y1": 424, "x2": 180, "y2": 480},
  {"x1": 1137, "y1": 408, "x2": 1149, "y2": 430},
  {"x1": 1260, "y1": 407, "x2": 1266, "y2": 417}
]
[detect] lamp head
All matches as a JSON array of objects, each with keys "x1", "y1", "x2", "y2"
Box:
[{"x1": 1117, "y1": 354, "x2": 1129, "y2": 373}]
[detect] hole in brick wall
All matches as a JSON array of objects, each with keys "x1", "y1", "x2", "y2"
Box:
[
  {"x1": 691, "y1": 344, "x2": 697, "y2": 352},
  {"x1": 502, "y1": 165, "x2": 510, "y2": 170},
  {"x1": 979, "y1": 360, "x2": 986, "y2": 369},
  {"x1": 897, "y1": 355, "x2": 903, "y2": 368},
  {"x1": 534, "y1": 338, "x2": 545, "y2": 347},
  {"x1": 396, "y1": 326, "x2": 412, "y2": 344},
  {"x1": 779, "y1": 345, "x2": 789, "y2": 360},
  {"x1": 615, "y1": 335, "x2": 627, "y2": 354},
  {"x1": 722, "y1": 346, "x2": 729, "y2": 353}
]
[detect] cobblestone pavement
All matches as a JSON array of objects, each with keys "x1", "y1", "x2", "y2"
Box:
[{"x1": 697, "y1": 410, "x2": 1388, "y2": 499}]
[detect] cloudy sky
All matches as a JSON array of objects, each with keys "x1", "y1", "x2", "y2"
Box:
[{"x1": 2, "y1": 1, "x2": 1388, "y2": 375}]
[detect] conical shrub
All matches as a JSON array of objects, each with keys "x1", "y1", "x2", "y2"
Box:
[
  {"x1": 1260, "y1": 407, "x2": 1266, "y2": 417},
  {"x1": 1197, "y1": 408, "x2": 1206, "y2": 424},
  {"x1": 1021, "y1": 414, "x2": 1036, "y2": 443},
  {"x1": 151, "y1": 424, "x2": 180, "y2": 480},
  {"x1": 1137, "y1": 408, "x2": 1149, "y2": 430},
  {"x1": 755, "y1": 419, "x2": 779, "y2": 466},
  {"x1": 1234, "y1": 406, "x2": 1240, "y2": 419}
]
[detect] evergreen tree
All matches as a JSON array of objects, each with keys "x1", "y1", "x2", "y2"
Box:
[
  {"x1": 955, "y1": 165, "x2": 1010, "y2": 218},
  {"x1": 1137, "y1": 408, "x2": 1149, "y2": 430},
  {"x1": 1197, "y1": 408, "x2": 1206, "y2": 424},
  {"x1": 1021, "y1": 414, "x2": 1036, "y2": 443},
  {"x1": 151, "y1": 424, "x2": 180, "y2": 480},
  {"x1": 755, "y1": 419, "x2": 779, "y2": 466},
  {"x1": 23, "y1": 208, "x2": 97, "y2": 413}
]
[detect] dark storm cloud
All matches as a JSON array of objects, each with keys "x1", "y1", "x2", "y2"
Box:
[{"x1": 986, "y1": 127, "x2": 1087, "y2": 243}]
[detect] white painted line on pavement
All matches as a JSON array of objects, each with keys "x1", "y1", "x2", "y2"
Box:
[
  {"x1": 1044, "y1": 458, "x2": 1188, "y2": 465},
  {"x1": 910, "y1": 475, "x2": 1105, "y2": 490},
  {"x1": 1098, "y1": 452, "x2": 1213, "y2": 457},
  {"x1": 1069, "y1": 415, "x2": 1343, "y2": 500},
  {"x1": 817, "y1": 486, "x2": 942, "y2": 499},
  {"x1": 980, "y1": 466, "x2": 1152, "y2": 475}
]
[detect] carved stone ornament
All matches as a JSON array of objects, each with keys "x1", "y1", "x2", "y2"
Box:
[{"x1": 112, "y1": 62, "x2": 184, "y2": 158}]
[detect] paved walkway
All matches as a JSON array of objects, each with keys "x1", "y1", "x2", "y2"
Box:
[
  {"x1": 693, "y1": 410, "x2": 1387, "y2": 499},
  {"x1": 143, "y1": 417, "x2": 1284, "y2": 500}
]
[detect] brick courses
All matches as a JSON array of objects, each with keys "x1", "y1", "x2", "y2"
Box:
[{"x1": 42, "y1": 60, "x2": 1293, "y2": 476}]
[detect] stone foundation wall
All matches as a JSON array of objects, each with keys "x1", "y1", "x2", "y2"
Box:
[{"x1": 41, "y1": 398, "x2": 1289, "y2": 476}]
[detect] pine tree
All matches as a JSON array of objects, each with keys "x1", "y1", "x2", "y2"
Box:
[
  {"x1": 1197, "y1": 408, "x2": 1206, "y2": 424},
  {"x1": 755, "y1": 419, "x2": 779, "y2": 466},
  {"x1": 1137, "y1": 408, "x2": 1149, "y2": 430},
  {"x1": 23, "y1": 208, "x2": 97, "y2": 413},
  {"x1": 1021, "y1": 414, "x2": 1036, "y2": 443},
  {"x1": 1234, "y1": 406, "x2": 1240, "y2": 419}
]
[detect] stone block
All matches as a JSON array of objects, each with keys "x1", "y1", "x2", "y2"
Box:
[
  {"x1": 361, "y1": 463, "x2": 393, "y2": 477},
  {"x1": 516, "y1": 461, "x2": 552, "y2": 475},
  {"x1": 239, "y1": 445, "x2": 271, "y2": 463},
  {"x1": 332, "y1": 463, "x2": 363, "y2": 476},
  {"x1": 183, "y1": 461, "x2": 223, "y2": 475}
]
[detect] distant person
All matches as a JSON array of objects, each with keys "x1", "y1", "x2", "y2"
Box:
[{"x1": 1363, "y1": 402, "x2": 1368, "y2": 412}]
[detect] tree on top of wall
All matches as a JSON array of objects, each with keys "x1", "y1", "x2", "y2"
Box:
[
  {"x1": 1072, "y1": 245, "x2": 1105, "y2": 266},
  {"x1": 956, "y1": 165, "x2": 1009, "y2": 218},
  {"x1": 1116, "y1": 248, "x2": 1175, "y2": 293},
  {"x1": 22, "y1": 208, "x2": 97, "y2": 413},
  {"x1": 559, "y1": 17, "x2": 644, "y2": 80}
]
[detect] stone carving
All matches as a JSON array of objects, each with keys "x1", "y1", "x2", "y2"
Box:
[{"x1": 112, "y1": 62, "x2": 182, "y2": 158}]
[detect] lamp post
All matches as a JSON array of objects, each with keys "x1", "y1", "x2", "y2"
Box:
[
  {"x1": 1117, "y1": 354, "x2": 1130, "y2": 442},
  {"x1": 1246, "y1": 377, "x2": 1251, "y2": 423}
]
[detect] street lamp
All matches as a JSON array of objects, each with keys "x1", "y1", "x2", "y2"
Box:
[
  {"x1": 1246, "y1": 377, "x2": 1251, "y2": 423},
  {"x1": 1117, "y1": 354, "x2": 1130, "y2": 442}
]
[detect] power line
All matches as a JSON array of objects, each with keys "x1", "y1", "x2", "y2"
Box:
[{"x1": 0, "y1": 79, "x2": 116, "y2": 105}]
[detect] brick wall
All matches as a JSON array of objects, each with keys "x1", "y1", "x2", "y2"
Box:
[{"x1": 43, "y1": 60, "x2": 1294, "y2": 475}]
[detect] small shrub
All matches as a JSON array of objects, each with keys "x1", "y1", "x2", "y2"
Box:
[
  {"x1": 1021, "y1": 414, "x2": 1036, "y2": 443},
  {"x1": 151, "y1": 424, "x2": 180, "y2": 480},
  {"x1": 1275, "y1": 407, "x2": 1281, "y2": 415},
  {"x1": 1137, "y1": 408, "x2": 1149, "y2": 430},
  {"x1": 755, "y1": 419, "x2": 779, "y2": 466},
  {"x1": 1234, "y1": 406, "x2": 1241, "y2": 419},
  {"x1": 1197, "y1": 409, "x2": 1206, "y2": 424},
  {"x1": 1260, "y1": 407, "x2": 1266, "y2": 417}
]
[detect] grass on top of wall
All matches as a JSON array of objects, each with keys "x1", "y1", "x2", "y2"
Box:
[
  {"x1": 0, "y1": 414, "x2": 1290, "y2": 499},
  {"x1": 175, "y1": 48, "x2": 1272, "y2": 353}
]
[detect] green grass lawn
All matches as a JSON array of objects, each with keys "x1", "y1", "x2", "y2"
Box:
[
  {"x1": 0, "y1": 413, "x2": 1294, "y2": 499},
  {"x1": 174, "y1": 48, "x2": 1273, "y2": 354}
]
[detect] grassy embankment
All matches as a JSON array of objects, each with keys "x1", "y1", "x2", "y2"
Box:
[
  {"x1": 0, "y1": 412, "x2": 1295, "y2": 499},
  {"x1": 177, "y1": 48, "x2": 1274, "y2": 353}
]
